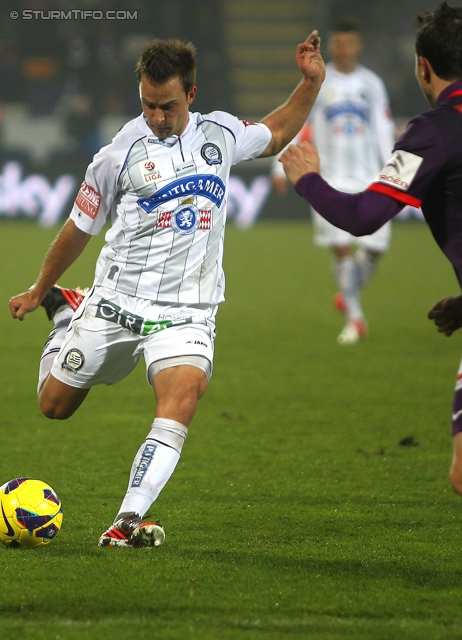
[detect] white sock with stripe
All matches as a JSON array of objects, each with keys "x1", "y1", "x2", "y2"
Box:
[
  {"x1": 334, "y1": 255, "x2": 363, "y2": 321},
  {"x1": 354, "y1": 247, "x2": 380, "y2": 287},
  {"x1": 116, "y1": 417, "x2": 188, "y2": 520}
]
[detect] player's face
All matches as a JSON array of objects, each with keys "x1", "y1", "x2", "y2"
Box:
[
  {"x1": 328, "y1": 31, "x2": 362, "y2": 73},
  {"x1": 139, "y1": 75, "x2": 197, "y2": 139}
]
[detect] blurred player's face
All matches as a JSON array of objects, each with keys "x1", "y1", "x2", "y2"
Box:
[
  {"x1": 328, "y1": 31, "x2": 362, "y2": 73},
  {"x1": 139, "y1": 75, "x2": 196, "y2": 139}
]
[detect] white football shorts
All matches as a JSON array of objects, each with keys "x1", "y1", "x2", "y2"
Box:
[
  {"x1": 50, "y1": 286, "x2": 216, "y2": 389},
  {"x1": 312, "y1": 210, "x2": 391, "y2": 253}
]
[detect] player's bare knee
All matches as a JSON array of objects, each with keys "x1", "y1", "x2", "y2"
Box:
[
  {"x1": 38, "y1": 385, "x2": 88, "y2": 420},
  {"x1": 183, "y1": 375, "x2": 207, "y2": 400},
  {"x1": 168, "y1": 382, "x2": 202, "y2": 415},
  {"x1": 39, "y1": 396, "x2": 75, "y2": 420}
]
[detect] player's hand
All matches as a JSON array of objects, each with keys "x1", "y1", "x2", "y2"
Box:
[
  {"x1": 296, "y1": 30, "x2": 326, "y2": 84},
  {"x1": 428, "y1": 295, "x2": 462, "y2": 336},
  {"x1": 9, "y1": 289, "x2": 42, "y2": 321},
  {"x1": 279, "y1": 141, "x2": 321, "y2": 185}
]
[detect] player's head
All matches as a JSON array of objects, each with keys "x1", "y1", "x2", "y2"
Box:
[
  {"x1": 328, "y1": 19, "x2": 362, "y2": 73},
  {"x1": 136, "y1": 39, "x2": 197, "y2": 139},
  {"x1": 415, "y1": 2, "x2": 462, "y2": 82},
  {"x1": 136, "y1": 39, "x2": 197, "y2": 95}
]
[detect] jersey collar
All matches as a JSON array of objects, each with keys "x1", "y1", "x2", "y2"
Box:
[
  {"x1": 137, "y1": 112, "x2": 194, "y2": 143},
  {"x1": 437, "y1": 80, "x2": 462, "y2": 105}
]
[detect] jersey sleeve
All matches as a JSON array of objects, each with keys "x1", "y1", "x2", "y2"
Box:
[
  {"x1": 205, "y1": 111, "x2": 272, "y2": 164},
  {"x1": 232, "y1": 119, "x2": 272, "y2": 163},
  {"x1": 69, "y1": 144, "x2": 121, "y2": 235},
  {"x1": 367, "y1": 114, "x2": 446, "y2": 208}
]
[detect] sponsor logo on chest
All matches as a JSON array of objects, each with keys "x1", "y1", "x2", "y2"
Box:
[
  {"x1": 157, "y1": 199, "x2": 212, "y2": 233},
  {"x1": 138, "y1": 174, "x2": 226, "y2": 213}
]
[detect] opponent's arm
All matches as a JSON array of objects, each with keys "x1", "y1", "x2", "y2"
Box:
[
  {"x1": 280, "y1": 141, "x2": 403, "y2": 234},
  {"x1": 259, "y1": 31, "x2": 325, "y2": 157},
  {"x1": 428, "y1": 296, "x2": 462, "y2": 336},
  {"x1": 9, "y1": 219, "x2": 91, "y2": 320}
]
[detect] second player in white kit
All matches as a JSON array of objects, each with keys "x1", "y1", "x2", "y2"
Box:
[
  {"x1": 311, "y1": 62, "x2": 393, "y2": 250},
  {"x1": 311, "y1": 22, "x2": 394, "y2": 344},
  {"x1": 273, "y1": 21, "x2": 394, "y2": 344}
]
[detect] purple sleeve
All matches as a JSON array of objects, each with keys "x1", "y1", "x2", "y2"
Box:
[{"x1": 295, "y1": 173, "x2": 404, "y2": 236}]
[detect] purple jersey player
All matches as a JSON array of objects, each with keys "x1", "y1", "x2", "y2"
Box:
[{"x1": 280, "y1": 2, "x2": 462, "y2": 497}]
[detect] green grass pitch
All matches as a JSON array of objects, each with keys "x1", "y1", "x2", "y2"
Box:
[{"x1": 1, "y1": 219, "x2": 462, "y2": 640}]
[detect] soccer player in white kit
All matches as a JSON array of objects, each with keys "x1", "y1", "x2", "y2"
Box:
[
  {"x1": 9, "y1": 36, "x2": 325, "y2": 547},
  {"x1": 273, "y1": 20, "x2": 394, "y2": 344}
]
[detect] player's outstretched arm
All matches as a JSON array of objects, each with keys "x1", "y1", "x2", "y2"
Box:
[
  {"x1": 9, "y1": 219, "x2": 91, "y2": 321},
  {"x1": 259, "y1": 30, "x2": 325, "y2": 157},
  {"x1": 428, "y1": 296, "x2": 462, "y2": 336}
]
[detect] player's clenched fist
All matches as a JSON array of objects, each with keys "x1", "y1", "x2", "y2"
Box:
[
  {"x1": 428, "y1": 295, "x2": 462, "y2": 336},
  {"x1": 279, "y1": 141, "x2": 321, "y2": 185},
  {"x1": 9, "y1": 290, "x2": 40, "y2": 321}
]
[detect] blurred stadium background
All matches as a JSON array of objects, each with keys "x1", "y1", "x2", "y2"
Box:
[{"x1": 0, "y1": 0, "x2": 435, "y2": 227}]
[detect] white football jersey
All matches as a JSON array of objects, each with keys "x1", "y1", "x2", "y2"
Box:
[
  {"x1": 310, "y1": 62, "x2": 394, "y2": 192},
  {"x1": 70, "y1": 111, "x2": 271, "y2": 304}
]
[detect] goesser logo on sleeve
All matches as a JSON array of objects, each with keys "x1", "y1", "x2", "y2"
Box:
[
  {"x1": 75, "y1": 181, "x2": 101, "y2": 219},
  {"x1": 376, "y1": 150, "x2": 423, "y2": 191}
]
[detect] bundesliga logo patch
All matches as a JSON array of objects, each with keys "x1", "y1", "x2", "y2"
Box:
[{"x1": 137, "y1": 158, "x2": 164, "y2": 185}]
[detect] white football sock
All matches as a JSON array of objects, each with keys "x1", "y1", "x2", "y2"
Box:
[
  {"x1": 117, "y1": 418, "x2": 188, "y2": 520},
  {"x1": 334, "y1": 255, "x2": 363, "y2": 321},
  {"x1": 37, "y1": 307, "x2": 74, "y2": 393},
  {"x1": 355, "y1": 247, "x2": 380, "y2": 287}
]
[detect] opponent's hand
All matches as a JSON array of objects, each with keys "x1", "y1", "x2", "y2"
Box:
[
  {"x1": 9, "y1": 289, "x2": 42, "y2": 321},
  {"x1": 296, "y1": 30, "x2": 326, "y2": 84},
  {"x1": 279, "y1": 141, "x2": 321, "y2": 185},
  {"x1": 428, "y1": 295, "x2": 462, "y2": 336}
]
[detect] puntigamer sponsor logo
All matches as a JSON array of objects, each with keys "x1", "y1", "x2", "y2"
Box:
[
  {"x1": 137, "y1": 174, "x2": 226, "y2": 213},
  {"x1": 131, "y1": 444, "x2": 157, "y2": 487}
]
